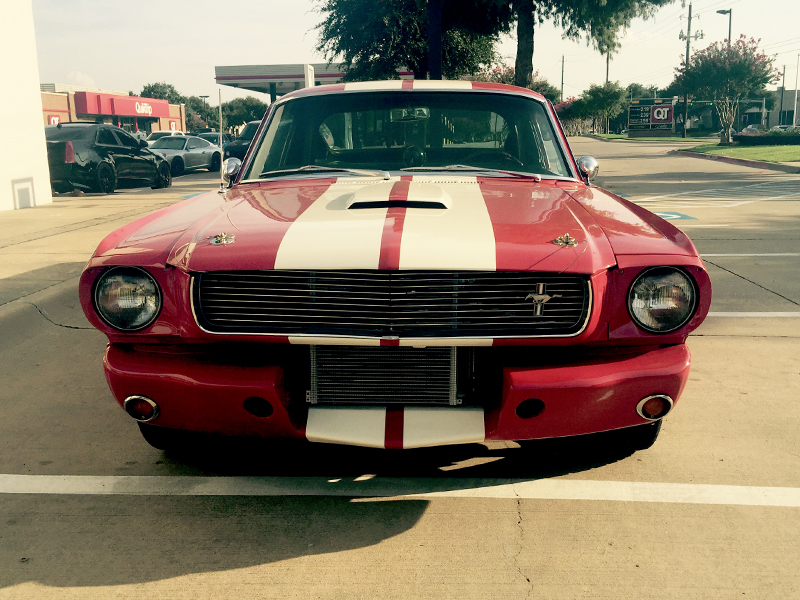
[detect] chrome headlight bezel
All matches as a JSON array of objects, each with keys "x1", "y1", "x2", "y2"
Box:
[
  {"x1": 627, "y1": 266, "x2": 698, "y2": 334},
  {"x1": 93, "y1": 266, "x2": 162, "y2": 332}
]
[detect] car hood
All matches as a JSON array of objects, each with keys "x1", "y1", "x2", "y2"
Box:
[{"x1": 90, "y1": 175, "x2": 696, "y2": 274}]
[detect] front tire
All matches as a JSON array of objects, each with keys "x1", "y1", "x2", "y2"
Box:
[
  {"x1": 209, "y1": 153, "x2": 221, "y2": 172},
  {"x1": 171, "y1": 158, "x2": 184, "y2": 177},
  {"x1": 151, "y1": 162, "x2": 172, "y2": 189},
  {"x1": 94, "y1": 162, "x2": 117, "y2": 194},
  {"x1": 137, "y1": 423, "x2": 186, "y2": 451},
  {"x1": 618, "y1": 421, "x2": 662, "y2": 452}
]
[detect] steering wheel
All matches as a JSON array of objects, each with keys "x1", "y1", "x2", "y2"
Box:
[{"x1": 463, "y1": 150, "x2": 524, "y2": 169}]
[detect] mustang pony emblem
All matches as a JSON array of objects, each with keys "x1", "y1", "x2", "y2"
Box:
[
  {"x1": 209, "y1": 232, "x2": 236, "y2": 245},
  {"x1": 525, "y1": 283, "x2": 561, "y2": 316}
]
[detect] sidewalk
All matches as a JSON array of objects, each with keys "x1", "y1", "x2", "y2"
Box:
[
  {"x1": 0, "y1": 172, "x2": 219, "y2": 309},
  {"x1": 672, "y1": 150, "x2": 800, "y2": 174}
]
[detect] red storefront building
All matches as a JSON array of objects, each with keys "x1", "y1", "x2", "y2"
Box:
[{"x1": 41, "y1": 88, "x2": 186, "y2": 134}]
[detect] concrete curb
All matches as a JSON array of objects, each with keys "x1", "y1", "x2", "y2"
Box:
[{"x1": 673, "y1": 150, "x2": 800, "y2": 174}]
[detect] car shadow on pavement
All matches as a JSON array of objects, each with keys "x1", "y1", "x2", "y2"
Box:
[{"x1": 0, "y1": 493, "x2": 429, "y2": 589}]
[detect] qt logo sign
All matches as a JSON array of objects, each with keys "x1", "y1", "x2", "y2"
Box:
[{"x1": 651, "y1": 106, "x2": 673, "y2": 123}]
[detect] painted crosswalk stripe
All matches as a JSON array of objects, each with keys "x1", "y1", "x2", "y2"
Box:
[{"x1": 1, "y1": 474, "x2": 799, "y2": 507}]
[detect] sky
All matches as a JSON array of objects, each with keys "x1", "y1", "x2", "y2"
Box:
[{"x1": 31, "y1": 0, "x2": 800, "y2": 105}]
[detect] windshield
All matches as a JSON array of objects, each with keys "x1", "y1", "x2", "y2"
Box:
[
  {"x1": 151, "y1": 137, "x2": 187, "y2": 150},
  {"x1": 45, "y1": 125, "x2": 95, "y2": 141},
  {"x1": 238, "y1": 122, "x2": 260, "y2": 141},
  {"x1": 243, "y1": 92, "x2": 572, "y2": 180}
]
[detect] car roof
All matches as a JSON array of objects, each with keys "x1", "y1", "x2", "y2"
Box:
[{"x1": 278, "y1": 80, "x2": 547, "y2": 103}]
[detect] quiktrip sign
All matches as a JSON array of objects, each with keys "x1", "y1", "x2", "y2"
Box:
[
  {"x1": 73, "y1": 92, "x2": 170, "y2": 118},
  {"x1": 628, "y1": 98, "x2": 676, "y2": 136}
]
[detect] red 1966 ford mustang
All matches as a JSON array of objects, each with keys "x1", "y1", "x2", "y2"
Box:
[{"x1": 79, "y1": 81, "x2": 711, "y2": 453}]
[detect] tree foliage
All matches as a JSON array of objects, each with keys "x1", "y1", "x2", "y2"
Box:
[
  {"x1": 140, "y1": 82, "x2": 268, "y2": 133},
  {"x1": 315, "y1": 0, "x2": 510, "y2": 80},
  {"x1": 512, "y1": 0, "x2": 674, "y2": 88},
  {"x1": 473, "y1": 63, "x2": 560, "y2": 103},
  {"x1": 673, "y1": 36, "x2": 779, "y2": 142}
]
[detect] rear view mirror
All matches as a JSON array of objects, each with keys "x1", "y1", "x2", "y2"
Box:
[{"x1": 390, "y1": 107, "x2": 430, "y2": 122}]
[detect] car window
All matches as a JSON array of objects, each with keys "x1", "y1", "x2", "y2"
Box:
[
  {"x1": 147, "y1": 131, "x2": 169, "y2": 141},
  {"x1": 45, "y1": 126, "x2": 95, "y2": 141},
  {"x1": 96, "y1": 128, "x2": 120, "y2": 146},
  {"x1": 115, "y1": 129, "x2": 140, "y2": 148},
  {"x1": 151, "y1": 137, "x2": 187, "y2": 150},
  {"x1": 244, "y1": 92, "x2": 571, "y2": 179},
  {"x1": 238, "y1": 122, "x2": 260, "y2": 141},
  {"x1": 187, "y1": 138, "x2": 209, "y2": 149}
]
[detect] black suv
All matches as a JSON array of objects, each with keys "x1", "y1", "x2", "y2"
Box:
[{"x1": 223, "y1": 121, "x2": 260, "y2": 162}]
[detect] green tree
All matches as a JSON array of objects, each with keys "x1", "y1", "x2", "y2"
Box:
[
  {"x1": 315, "y1": 0, "x2": 510, "y2": 81},
  {"x1": 673, "y1": 36, "x2": 779, "y2": 143},
  {"x1": 221, "y1": 97, "x2": 269, "y2": 127},
  {"x1": 474, "y1": 63, "x2": 560, "y2": 102},
  {"x1": 512, "y1": 0, "x2": 674, "y2": 88},
  {"x1": 140, "y1": 82, "x2": 185, "y2": 105},
  {"x1": 581, "y1": 82, "x2": 627, "y2": 133}
]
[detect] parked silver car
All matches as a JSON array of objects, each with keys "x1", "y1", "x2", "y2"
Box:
[{"x1": 149, "y1": 136, "x2": 222, "y2": 176}]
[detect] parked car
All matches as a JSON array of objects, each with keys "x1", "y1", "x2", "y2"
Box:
[
  {"x1": 149, "y1": 135, "x2": 222, "y2": 176},
  {"x1": 193, "y1": 131, "x2": 234, "y2": 147},
  {"x1": 146, "y1": 130, "x2": 185, "y2": 146},
  {"x1": 79, "y1": 81, "x2": 711, "y2": 453},
  {"x1": 740, "y1": 124, "x2": 764, "y2": 134},
  {"x1": 45, "y1": 123, "x2": 172, "y2": 194},
  {"x1": 222, "y1": 120, "x2": 260, "y2": 161}
]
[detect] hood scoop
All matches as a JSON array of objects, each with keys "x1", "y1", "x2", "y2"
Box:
[{"x1": 345, "y1": 181, "x2": 451, "y2": 210}]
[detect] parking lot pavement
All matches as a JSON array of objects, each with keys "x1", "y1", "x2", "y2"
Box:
[{"x1": 1, "y1": 156, "x2": 798, "y2": 599}]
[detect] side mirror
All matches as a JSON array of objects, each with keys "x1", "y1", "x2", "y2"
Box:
[
  {"x1": 576, "y1": 155, "x2": 599, "y2": 183},
  {"x1": 222, "y1": 158, "x2": 242, "y2": 186},
  {"x1": 139, "y1": 139, "x2": 148, "y2": 147}
]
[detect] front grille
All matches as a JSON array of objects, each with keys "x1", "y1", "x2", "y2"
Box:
[
  {"x1": 310, "y1": 346, "x2": 458, "y2": 406},
  {"x1": 194, "y1": 270, "x2": 590, "y2": 338}
]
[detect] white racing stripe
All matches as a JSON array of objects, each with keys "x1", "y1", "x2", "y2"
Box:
[
  {"x1": 403, "y1": 407, "x2": 485, "y2": 449},
  {"x1": 399, "y1": 177, "x2": 496, "y2": 270},
  {"x1": 274, "y1": 178, "x2": 393, "y2": 270},
  {"x1": 306, "y1": 407, "x2": 386, "y2": 448},
  {"x1": 2, "y1": 474, "x2": 800, "y2": 507}
]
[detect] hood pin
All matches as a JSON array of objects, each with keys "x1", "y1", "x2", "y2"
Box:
[
  {"x1": 552, "y1": 233, "x2": 578, "y2": 247},
  {"x1": 209, "y1": 232, "x2": 236, "y2": 245}
]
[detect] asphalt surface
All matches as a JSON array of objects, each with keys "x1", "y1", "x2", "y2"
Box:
[{"x1": 1, "y1": 143, "x2": 798, "y2": 599}]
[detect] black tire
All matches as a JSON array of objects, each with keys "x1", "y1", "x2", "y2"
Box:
[
  {"x1": 171, "y1": 158, "x2": 184, "y2": 177},
  {"x1": 209, "y1": 153, "x2": 221, "y2": 172},
  {"x1": 619, "y1": 420, "x2": 662, "y2": 452},
  {"x1": 94, "y1": 162, "x2": 117, "y2": 194},
  {"x1": 151, "y1": 162, "x2": 172, "y2": 189},
  {"x1": 137, "y1": 423, "x2": 186, "y2": 451}
]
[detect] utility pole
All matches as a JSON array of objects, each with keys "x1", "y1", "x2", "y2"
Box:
[
  {"x1": 561, "y1": 55, "x2": 564, "y2": 101},
  {"x1": 679, "y1": 3, "x2": 704, "y2": 138},
  {"x1": 793, "y1": 54, "x2": 799, "y2": 127},
  {"x1": 779, "y1": 67, "x2": 786, "y2": 125}
]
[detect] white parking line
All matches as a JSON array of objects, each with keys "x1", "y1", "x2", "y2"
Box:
[{"x1": 1, "y1": 474, "x2": 799, "y2": 507}]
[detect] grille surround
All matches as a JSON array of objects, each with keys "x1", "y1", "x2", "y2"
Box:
[{"x1": 192, "y1": 270, "x2": 591, "y2": 339}]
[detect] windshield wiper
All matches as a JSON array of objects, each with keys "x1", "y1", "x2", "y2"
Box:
[
  {"x1": 400, "y1": 165, "x2": 543, "y2": 181},
  {"x1": 259, "y1": 165, "x2": 390, "y2": 179}
]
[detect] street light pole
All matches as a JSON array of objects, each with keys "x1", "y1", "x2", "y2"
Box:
[
  {"x1": 716, "y1": 9, "x2": 732, "y2": 43},
  {"x1": 199, "y1": 95, "x2": 209, "y2": 129},
  {"x1": 679, "y1": 3, "x2": 703, "y2": 138}
]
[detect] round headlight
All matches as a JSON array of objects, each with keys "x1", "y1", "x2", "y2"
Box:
[
  {"x1": 94, "y1": 267, "x2": 161, "y2": 331},
  {"x1": 628, "y1": 267, "x2": 697, "y2": 333}
]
